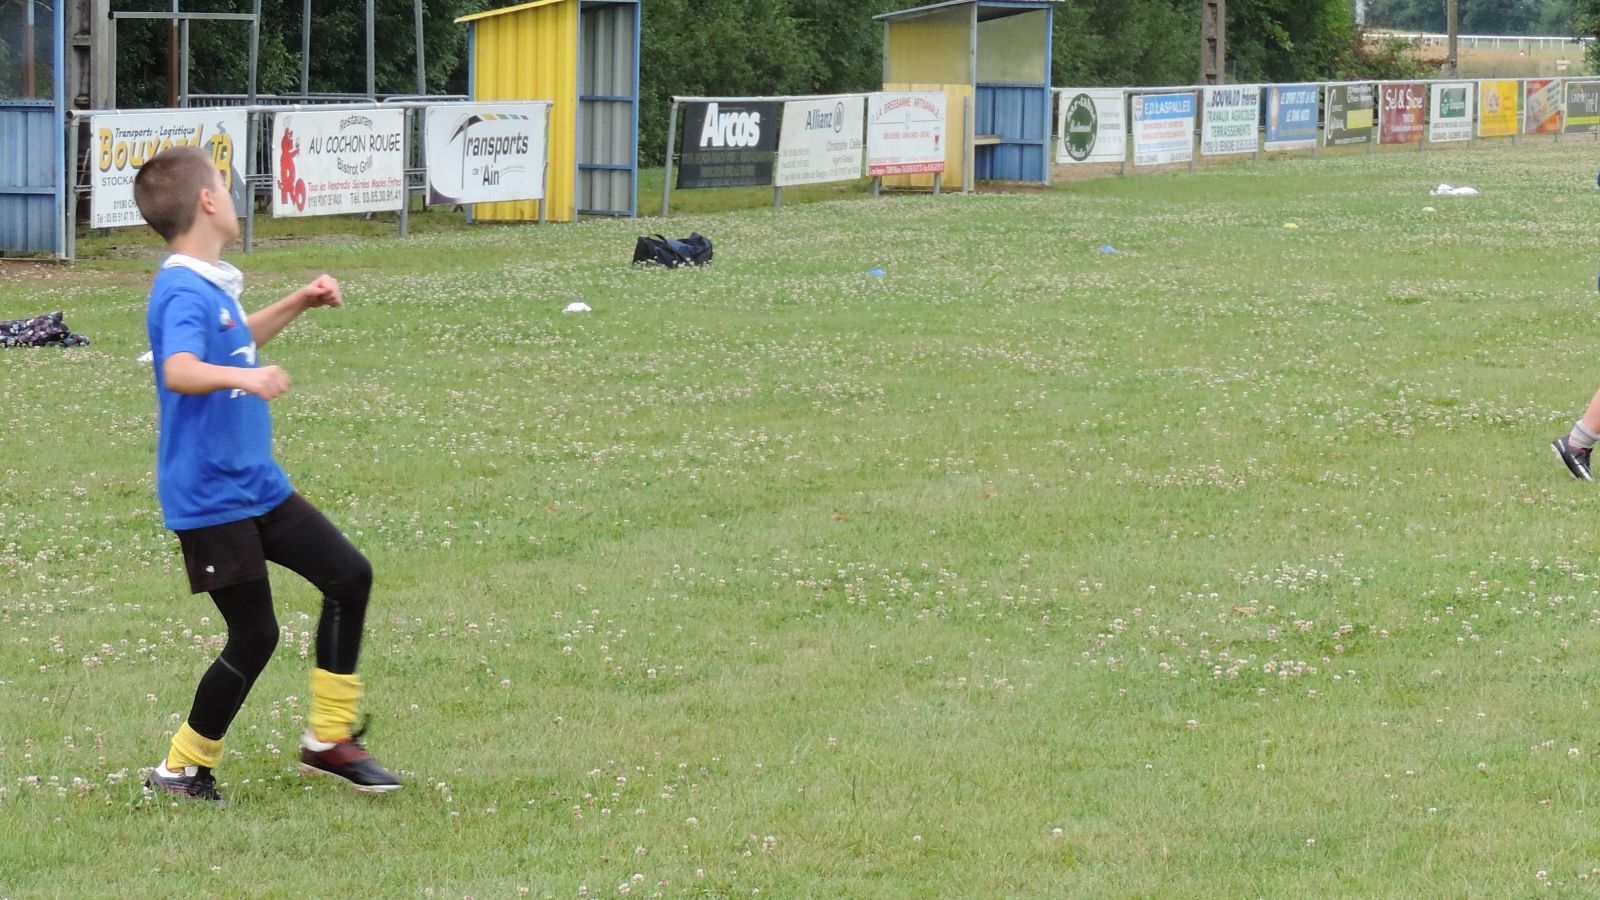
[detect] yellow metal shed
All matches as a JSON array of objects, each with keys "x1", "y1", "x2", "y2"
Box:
[{"x1": 457, "y1": 0, "x2": 640, "y2": 222}]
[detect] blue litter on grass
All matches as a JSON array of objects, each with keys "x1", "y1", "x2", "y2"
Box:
[
  {"x1": 867, "y1": 267, "x2": 886, "y2": 277},
  {"x1": 1098, "y1": 245, "x2": 1118, "y2": 254}
]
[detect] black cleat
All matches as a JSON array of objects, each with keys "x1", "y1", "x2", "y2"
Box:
[
  {"x1": 299, "y1": 722, "x2": 401, "y2": 794},
  {"x1": 1554, "y1": 435, "x2": 1594, "y2": 481},
  {"x1": 144, "y1": 763, "x2": 225, "y2": 806}
]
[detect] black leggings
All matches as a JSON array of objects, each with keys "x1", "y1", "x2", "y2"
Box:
[{"x1": 185, "y1": 512, "x2": 372, "y2": 741}]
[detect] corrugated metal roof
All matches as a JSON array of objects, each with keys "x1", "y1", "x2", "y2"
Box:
[
  {"x1": 874, "y1": 0, "x2": 1059, "y2": 22},
  {"x1": 457, "y1": 0, "x2": 571, "y2": 26}
]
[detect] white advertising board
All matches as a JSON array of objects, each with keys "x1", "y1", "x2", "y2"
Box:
[
  {"x1": 1428, "y1": 82, "x2": 1474, "y2": 143},
  {"x1": 867, "y1": 92, "x2": 946, "y2": 177},
  {"x1": 272, "y1": 108, "x2": 405, "y2": 218},
  {"x1": 776, "y1": 96, "x2": 865, "y2": 186},
  {"x1": 1132, "y1": 92, "x2": 1196, "y2": 167},
  {"x1": 89, "y1": 108, "x2": 248, "y2": 229},
  {"x1": 1201, "y1": 85, "x2": 1261, "y2": 156},
  {"x1": 424, "y1": 102, "x2": 550, "y2": 205},
  {"x1": 1056, "y1": 89, "x2": 1126, "y2": 164}
]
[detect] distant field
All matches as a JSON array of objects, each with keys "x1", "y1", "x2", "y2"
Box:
[
  {"x1": 1374, "y1": 31, "x2": 1593, "y2": 77},
  {"x1": 9, "y1": 139, "x2": 1600, "y2": 895}
]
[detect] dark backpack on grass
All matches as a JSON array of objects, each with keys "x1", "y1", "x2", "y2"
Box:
[{"x1": 634, "y1": 233, "x2": 712, "y2": 268}]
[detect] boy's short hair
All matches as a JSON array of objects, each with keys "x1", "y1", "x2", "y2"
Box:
[{"x1": 133, "y1": 146, "x2": 220, "y2": 243}]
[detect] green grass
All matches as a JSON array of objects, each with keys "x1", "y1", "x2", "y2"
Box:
[{"x1": 6, "y1": 136, "x2": 1600, "y2": 896}]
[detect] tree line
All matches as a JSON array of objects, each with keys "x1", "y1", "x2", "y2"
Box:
[{"x1": 94, "y1": 0, "x2": 1424, "y2": 162}]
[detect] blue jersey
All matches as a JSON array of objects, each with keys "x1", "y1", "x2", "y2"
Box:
[{"x1": 146, "y1": 264, "x2": 291, "y2": 530}]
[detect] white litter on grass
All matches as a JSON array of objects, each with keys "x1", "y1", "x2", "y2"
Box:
[
  {"x1": 137, "y1": 350, "x2": 153, "y2": 363},
  {"x1": 1422, "y1": 206, "x2": 1437, "y2": 213},
  {"x1": 1431, "y1": 183, "x2": 1479, "y2": 196},
  {"x1": 562, "y1": 302, "x2": 591, "y2": 314}
]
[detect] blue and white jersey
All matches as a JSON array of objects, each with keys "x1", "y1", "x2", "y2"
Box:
[{"x1": 146, "y1": 259, "x2": 290, "y2": 530}]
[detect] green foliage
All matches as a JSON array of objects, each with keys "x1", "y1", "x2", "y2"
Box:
[{"x1": 1367, "y1": 0, "x2": 1575, "y2": 36}]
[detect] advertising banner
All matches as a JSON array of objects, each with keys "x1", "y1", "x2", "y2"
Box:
[
  {"x1": 1525, "y1": 79, "x2": 1562, "y2": 134},
  {"x1": 1378, "y1": 82, "x2": 1426, "y2": 145},
  {"x1": 1476, "y1": 80, "x2": 1519, "y2": 137},
  {"x1": 272, "y1": 109, "x2": 404, "y2": 218},
  {"x1": 1428, "y1": 82, "x2": 1473, "y2": 142},
  {"x1": 1565, "y1": 81, "x2": 1600, "y2": 134},
  {"x1": 1131, "y1": 92, "x2": 1195, "y2": 166},
  {"x1": 1264, "y1": 84, "x2": 1318, "y2": 150},
  {"x1": 676, "y1": 101, "x2": 783, "y2": 188},
  {"x1": 1201, "y1": 85, "x2": 1261, "y2": 156},
  {"x1": 867, "y1": 92, "x2": 947, "y2": 176},
  {"x1": 775, "y1": 96, "x2": 865, "y2": 187},
  {"x1": 1056, "y1": 89, "x2": 1126, "y2": 164},
  {"x1": 423, "y1": 102, "x2": 549, "y2": 206},
  {"x1": 89, "y1": 108, "x2": 247, "y2": 229},
  {"x1": 1324, "y1": 84, "x2": 1374, "y2": 146}
]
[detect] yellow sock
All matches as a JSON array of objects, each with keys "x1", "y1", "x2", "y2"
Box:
[
  {"x1": 309, "y1": 668, "x2": 363, "y2": 742},
  {"x1": 167, "y1": 722, "x2": 223, "y2": 771}
]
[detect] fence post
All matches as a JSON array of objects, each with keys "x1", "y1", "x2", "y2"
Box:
[
  {"x1": 540, "y1": 105, "x2": 550, "y2": 225},
  {"x1": 65, "y1": 114, "x2": 79, "y2": 263},
  {"x1": 243, "y1": 109, "x2": 256, "y2": 252},
  {"x1": 1121, "y1": 90, "x2": 1130, "y2": 176},
  {"x1": 660, "y1": 99, "x2": 677, "y2": 217},
  {"x1": 399, "y1": 108, "x2": 410, "y2": 237}
]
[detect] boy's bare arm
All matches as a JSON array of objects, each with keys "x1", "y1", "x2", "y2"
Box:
[
  {"x1": 164, "y1": 352, "x2": 291, "y2": 400},
  {"x1": 247, "y1": 275, "x2": 343, "y2": 348}
]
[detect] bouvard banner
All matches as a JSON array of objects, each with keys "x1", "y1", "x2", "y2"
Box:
[
  {"x1": 1324, "y1": 84, "x2": 1374, "y2": 146},
  {"x1": 90, "y1": 109, "x2": 247, "y2": 228},
  {"x1": 272, "y1": 109, "x2": 404, "y2": 217},
  {"x1": 1565, "y1": 81, "x2": 1600, "y2": 134},
  {"x1": 1526, "y1": 79, "x2": 1562, "y2": 134},
  {"x1": 677, "y1": 101, "x2": 783, "y2": 189},
  {"x1": 1379, "y1": 82, "x2": 1426, "y2": 145},
  {"x1": 1057, "y1": 89, "x2": 1127, "y2": 164},
  {"x1": 1264, "y1": 84, "x2": 1318, "y2": 150},
  {"x1": 776, "y1": 96, "x2": 865, "y2": 187},
  {"x1": 423, "y1": 102, "x2": 550, "y2": 206},
  {"x1": 1428, "y1": 82, "x2": 1473, "y2": 142},
  {"x1": 866, "y1": 92, "x2": 947, "y2": 176},
  {"x1": 1201, "y1": 85, "x2": 1261, "y2": 156},
  {"x1": 1131, "y1": 92, "x2": 1195, "y2": 166},
  {"x1": 1477, "y1": 80, "x2": 1519, "y2": 138}
]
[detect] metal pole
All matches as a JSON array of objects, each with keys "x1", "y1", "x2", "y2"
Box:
[
  {"x1": 180, "y1": 19, "x2": 190, "y2": 107},
  {"x1": 300, "y1": 0, "x2": 310, "y2": 96},
  {"x1": 539, "y1": 104, "x2": 550, "y2": 224},
  {"x1": 964, "y1": 94, "x2": 974, "y2": 193},
  {"x1": 108, "y1": 21, "x2": 117, "y2": 108},
  {"x1": 399, "y1": 109, "x2": 410, "y2": 237},
  {"x1": 65, "y1": 115, "x2": 79, "y2": 262},
  {"x1": 366, "y1": 0, "x2": 376, "y2": 97},
  {"x1": 1121, "y1": 90, "x2": 1130, "y2": 176},
  {"x1": 24, "y1": 0, "x2": 35, "y2": 99},
  {"x1": 414, "y1": 0, "x2": 426, "y2": 95},
  {"x1": 248, "y1": 0, "x2": 260, "y2": 104},
  {"x1": 243, "y1": 110, "x2": 255, "y2": 252},
  {"x1": 773, "y1": 186, "x2": 782, "y2": 208},
  {"x1": 168, "y1": 1, "x2": 179, "y2": 108},
  {"x1": 660, "y1": 100, "x2": 677, "y2": 217},
  {"x1": 872, "y1": 176, "x2": 880, "y2": 196},
  {"x1": 1446, "y1": 0, "x2": 1459, "y2": 77},
  {"x1": 933, "y1": 171, "x2": 941, "y2": 194}
]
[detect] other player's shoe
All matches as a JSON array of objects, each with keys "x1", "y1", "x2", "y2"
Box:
[
  {"x1": 299, "y1": 723, "x2": 402, "y2": 793},
  {"x1": 1553, "y1": 435, "x2": 1594, "y2": 481},
  {"x1": 144, "y1": 762, "x2": 225, "y2": 806}
]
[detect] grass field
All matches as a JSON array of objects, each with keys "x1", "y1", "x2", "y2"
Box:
[{"x1": 7, "y1": 137, "x2": 1600, "y2": 897}]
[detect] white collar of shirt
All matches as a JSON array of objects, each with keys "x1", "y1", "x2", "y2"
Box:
[{"x1": 163, "y1": 254, "x2": 245, "y2": 302}]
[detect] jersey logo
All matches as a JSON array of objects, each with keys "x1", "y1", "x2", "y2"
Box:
[
  {"x1": 228, "y1": 343, "x2": 259, "y2": 398},
  {"x1": 219, "y1": 307, "x2": 235, "y2": 328}
]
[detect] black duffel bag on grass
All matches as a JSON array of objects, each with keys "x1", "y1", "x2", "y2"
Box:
[{"x1": 633, "y1": 233, "x2": 712, "y2": 268}]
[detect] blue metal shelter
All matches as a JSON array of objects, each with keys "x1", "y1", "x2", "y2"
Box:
[
  {"x1": 875, "y1": 0, "x2": 1056, "y2": 184},
  {"x1": 0, "y1": 0, "x2": 66, "y2": 256}
]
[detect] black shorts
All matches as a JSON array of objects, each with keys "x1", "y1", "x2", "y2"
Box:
[{"x1": 174, "y1": 493, "x2": 323, "y2": 594}]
